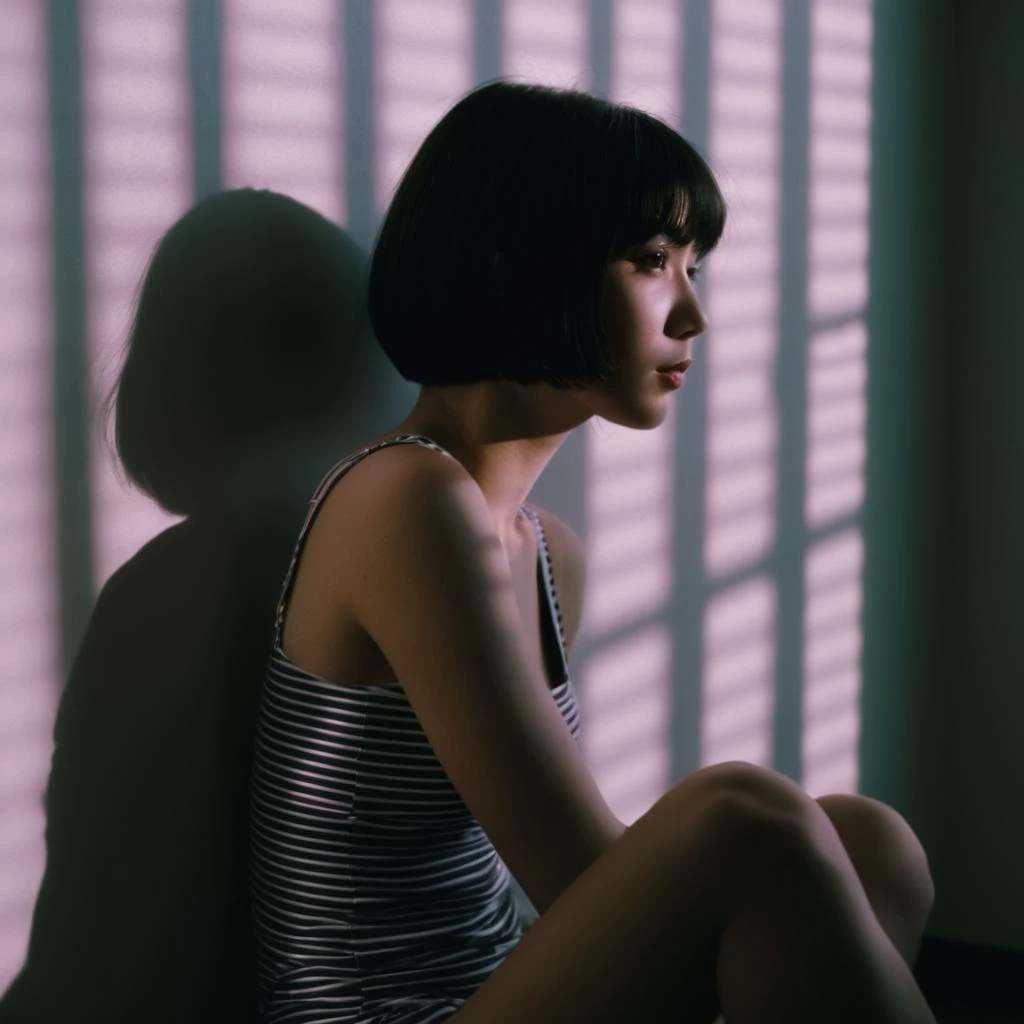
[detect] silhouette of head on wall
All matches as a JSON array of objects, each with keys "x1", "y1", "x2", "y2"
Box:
[{"x1": 108, "y1": 187, "x2": 377, "y2": 517}]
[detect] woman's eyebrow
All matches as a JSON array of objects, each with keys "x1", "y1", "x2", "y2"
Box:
[{"x1": 661, "y1": 228, "x2": 693, "y2": 247}]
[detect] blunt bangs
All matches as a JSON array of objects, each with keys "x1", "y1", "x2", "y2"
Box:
[
  {"x1": 369, "y1": 81, "x2": 727, "y2": 389},
  {"x1": 602, "y1": 107, "x2": 727, "y2": 261}
]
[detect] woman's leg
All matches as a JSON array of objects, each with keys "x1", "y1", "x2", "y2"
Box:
[
  {"x1": 817, "y1": 793, "x2": 936, "y2": 967},
  {"x1": 449, "y1": 761, "x2": 936, "y2": 1024},
  {"x1": 705, "y1": 792, "x2": 935, "y2": 1024}
]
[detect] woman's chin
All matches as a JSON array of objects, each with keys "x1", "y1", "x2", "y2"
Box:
[{"x1": 597, "y1": 402, "x2": 672, "y2": 433}]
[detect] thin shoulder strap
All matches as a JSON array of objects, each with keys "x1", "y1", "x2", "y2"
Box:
[
  {"x1": 271, "y1": 434, "x2": 456, "y2": 648},
  {"x1": 519, "y1": 504, "x2": 570, "y2": 686}
]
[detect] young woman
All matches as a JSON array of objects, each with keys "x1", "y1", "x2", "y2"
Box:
[{"x1": 250, "y1": 83, "x2": 937, "y2": 1024}]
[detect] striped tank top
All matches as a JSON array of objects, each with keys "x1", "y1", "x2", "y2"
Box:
[{"x1": 250, "y1": 435, "x2": 581, "y2": 1024}]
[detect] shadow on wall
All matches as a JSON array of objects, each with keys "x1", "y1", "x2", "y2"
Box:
[{"x1": 0, "y1": 190, "x2": 410, "y2": 1023}]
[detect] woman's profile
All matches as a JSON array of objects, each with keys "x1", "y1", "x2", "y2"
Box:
[
  {"x1": 249, "y1": 83, "x2": 938, "y2": 1023},
  {"x1": 0, "y1": 188, "x2": 406, "y2": 1023}
]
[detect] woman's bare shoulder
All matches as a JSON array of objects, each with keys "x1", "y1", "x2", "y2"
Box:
[
  {"x1": 315, "y1": 435, "x2": 469, "y2": 530},
  {"x1": 279, "y1": 437, "x2": 475, "y2": 680}
]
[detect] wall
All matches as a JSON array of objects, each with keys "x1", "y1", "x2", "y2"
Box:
[
  {"x1": 863, "y1": 0, "x2": 1024, "y2": 953},
  {"x1": 935, "y1": 0, "x2": 1024, "y2": 951}
]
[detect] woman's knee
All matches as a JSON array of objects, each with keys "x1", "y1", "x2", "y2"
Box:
[
  {"x1": 671, "y1": 760, "x2": 820, "y2": 829},
  {"x1": 816, "y1": 793, "x2": 935, "y2": 922},
  {"x1": 686, "y1": 772, "x2": 936, "y2": 920},
  {"x1": 657, "y1": 762, "x2": 835, "y2": 884}
]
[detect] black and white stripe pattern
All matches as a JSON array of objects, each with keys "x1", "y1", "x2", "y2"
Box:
[{"x1": 251, "y1": 436, "x2": 581, "y2": 1023}]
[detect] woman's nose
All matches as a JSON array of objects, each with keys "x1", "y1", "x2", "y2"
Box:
[{"x1": 669, "y1": 289, "x2": 709, "y2": 341}]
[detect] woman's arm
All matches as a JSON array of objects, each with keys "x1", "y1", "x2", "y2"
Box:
[{"x1": 320, "y1": 447, "x2": 622, "y2": 916}]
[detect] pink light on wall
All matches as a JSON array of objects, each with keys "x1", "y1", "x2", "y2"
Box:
[
  {"x1": 802, "y1": 529, "x2": 864, "y2": 794},
  {"x1": 0, "y1": 1, "x2": 58, "y2": 994},
  {"x1": 801, "y1": 0, "x2": 873, "y2": 797},
  {"x1": 580, "y1": 624, "x2": 673, "y2": 824},
  {"x1": 704, "y1": 0, "x2": 782, "y2": 579},
  {"x1": 223, "y1": 0, "x2": 344, "y2": 222},
  {"x1": 374, "y1": 0, "x2": 471, "y2": 214},
  {"x1": 807, "y1": 320, "x2": 867, "y2": 524},
  {"x1": 581, "y1": 423, "x2": 677, "y2": 822},
  {"x1": 502, "y1": 0, "x2": 588, "y2": 90},
  {"x1": 702, "y1": 579, "x2": 776, "y2": 766},
  {"x1": 82, "y1": 0, "x2": 191, "y2": 587},
  {"x1": 700, "y1": 0, "x2": 783, "y2": 768},
  {"x1": 583, "y1": 425, "x2": 676, "y2": 637},
  {"x1": 611, "y1": 0, "x2": 681, "y2": 123}
]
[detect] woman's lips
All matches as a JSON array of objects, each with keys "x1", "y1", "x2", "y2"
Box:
[
  {"x1": 658, "y1": 367, "x2": 687, "y2": 387},
  {"x1": 656, "y1": 358, "x2": 693, "y2": 374},
  {"x1": 657, "y1": 358, "x2": 693, "y2": 387}
]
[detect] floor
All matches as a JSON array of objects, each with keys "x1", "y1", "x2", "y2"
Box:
[
  {"x1": 710, "y1": 993, "x2": 1020, "y2": 1022},
  {"x1": 931, "y1": 1004, "x2": 1022, "y2": 1024},
  {"x1": 915, "y1": 936, "x2": 1022, "y2": 1024}
]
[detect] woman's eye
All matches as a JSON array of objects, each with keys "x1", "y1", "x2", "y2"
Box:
[
  {"x1": 639, "y1": 249, "x2": 668, "y2": 271},
  {"x1": 687, "y1": 265, "x2": 703, "y2": 283}
]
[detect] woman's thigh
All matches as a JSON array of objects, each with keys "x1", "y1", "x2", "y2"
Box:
[{"x1": 449, "y1": 760, "x2": 820, "y2": 1024}]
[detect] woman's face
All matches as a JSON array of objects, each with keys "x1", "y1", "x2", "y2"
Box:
[{"x1": 584, "y1": 233, "x2": 709, "y2": 430}]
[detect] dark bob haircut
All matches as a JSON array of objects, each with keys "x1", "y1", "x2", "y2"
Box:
[
  {"x1": 369, "y1": 80, "x2": 727, "y2": 389},
  {"x1": 109, "y1": 188, "x2": 372, "y2": 517}
]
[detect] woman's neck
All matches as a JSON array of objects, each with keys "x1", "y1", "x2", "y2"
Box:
[{"x1": 388, "y1": 381, "x2": 590, "y2": 546}]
